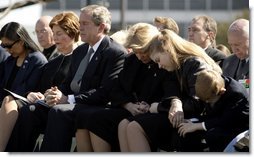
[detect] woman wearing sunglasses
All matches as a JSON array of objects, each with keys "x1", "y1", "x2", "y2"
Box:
[{"x1": 0, "y1": 22, "x2": 48, "y2": 102}]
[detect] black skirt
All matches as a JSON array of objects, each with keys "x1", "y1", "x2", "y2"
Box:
[
  {"x1": 127, "y1": 113, "x2": 180, "y2": 151},
  {"x1": 75, "y1": 107, "x2": 131, "y2": 151}
]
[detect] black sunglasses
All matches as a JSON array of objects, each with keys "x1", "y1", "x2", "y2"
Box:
[{"x1": 1, "y1": 40, "x2": 20, "y2": 49}]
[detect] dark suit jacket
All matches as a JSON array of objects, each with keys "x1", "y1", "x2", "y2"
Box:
[
  {"x1": 110, "y1": 53, "x2": 180, "y2": 107},
  {"x1": 60, "y1": 36, "x2": 127, "y2": 106},
  {"x1": 0, "y1": 51, "x2": 48, "y2": 100},
  {"x1": 202, "y1": 76, "x2": 249, "y2": 131},
  {"x1": 153, "y1": 57, "x2": 209, "y2": 116},
  {"x1": 39, "y1": 54, "x2": 72, "y2": 93},
  {"x1": 205, "y1": 46, "x2": 226, "y2": 63},
  {"x1": 177, "y1": 57, "x2": 211, "y2": 118},
  {"x1": 221, "y1": 54, "x2": 249, "y2": 80},
  {"x1": 199, "y1": 76, "x2": 249, "y2": 151}
]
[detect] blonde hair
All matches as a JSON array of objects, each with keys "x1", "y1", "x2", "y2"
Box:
[
  {"x1": 216, "y1": 44, "x2": 231, "y2": 56},
  {"x1": 145, "y1": 29, "x2": 222, "y2": 73},
  {"x1": 110, "y1": 30, "x2": 128, "y2": 46},
  {"x1": 153, "y1": 16, "x2": 179, "y2": 34},
  {"x1": 195, "y1": 69, "x2": 224, "y2": 101},
  {"x1": 124, "y1": 23, "x2": 159, "y2": 52}
]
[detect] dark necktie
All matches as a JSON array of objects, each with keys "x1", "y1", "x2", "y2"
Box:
[
  {"x1": 236, "y1": 59, "x2": 246, "y2": 80},
  {"x1": 70, "y1": 48, "x2": 94, "y2": 93}
]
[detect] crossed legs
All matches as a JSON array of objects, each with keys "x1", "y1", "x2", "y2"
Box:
[{"x1": 0, "y1": 96, "x2": 19, "y2": 151}]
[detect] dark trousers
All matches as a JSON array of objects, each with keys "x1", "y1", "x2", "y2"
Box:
[{"x1": 40, "y1": 104, "x2": 76, "y2": 152}]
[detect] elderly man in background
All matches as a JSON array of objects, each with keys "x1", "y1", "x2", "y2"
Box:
[
  {"x1": 222, "y1": 19, "x2": 249, "y2": 152},
  {"x1": 35, "y1": 16, "x2": 60, "y2": 60},
  {"x1": 221, "y1": 18, "x2": 249, "y2": 81}
]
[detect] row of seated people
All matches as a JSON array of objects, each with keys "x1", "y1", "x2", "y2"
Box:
[{"x1": 0, "y1": 5, "x2": 249, "y2": 152}]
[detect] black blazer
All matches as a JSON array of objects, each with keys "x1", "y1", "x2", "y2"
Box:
[
  {"x1": 60, "y1": 36, "x2": 127, "y2": 106},
  {"x1": 154, "y1": 56, "x2": 211, "y2": 115},
  {"x1": 0, "y1": 51, "x2": 48, "y2": 100},
  {"x1": 110, "y1": 53, "x2": 180, "y2": 107},
  {"x1": 221, "y1": 54, "x2": 249, "y2": 80},
  {"x1": 205, "y1": 46, "x2": 226, "y2": 63},
  {"x1": 39, "y1": 54, "x2": 72, "y2": 93},
  {"x1": 177, "y1": 57, "x2": 212, "y2": 118},
  {"x1": 201, "y1": 76, "x2": 249, "y2": 132}
]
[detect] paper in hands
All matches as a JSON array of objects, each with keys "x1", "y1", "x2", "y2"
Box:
[{"x1": 4, "y1": 89, "x2": 50, "y2": 108}]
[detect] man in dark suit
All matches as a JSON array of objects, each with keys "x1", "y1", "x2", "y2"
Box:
[
  {"x1": 40, "y1": 5, "x2": 126, "y2": 152},
  {"x1": 221, "y1": 19, "x2": 249, "y2": 81},
  {"x1": 6, "y1": 5, "x2": 126, "y2": 152},
  {"x1": 188, "y1": 15, "x2": 226, "y2": 64}
]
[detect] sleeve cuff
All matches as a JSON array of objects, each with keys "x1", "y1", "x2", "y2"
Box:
[
  {"x1": 202, "y1": 122, "x2": 207, "y2": 131},
  {"x1": 68, "y1": 95, "x2": 75, "y2": 104}
]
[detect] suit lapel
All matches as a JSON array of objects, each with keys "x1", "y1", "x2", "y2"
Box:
[
  {"x1": 230, "y1": 56, "x2": 240, "y2": 78},
  {"x1": 241, "y1": 60, "x2": 249, "y2": 78},
  {"x1": 80, "y1": 36, "x2": 109, "y2": 89}
]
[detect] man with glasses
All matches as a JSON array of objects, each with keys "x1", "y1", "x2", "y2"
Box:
[{"x1": 35, "y1": 16, "x2": 60, "y2": 60}]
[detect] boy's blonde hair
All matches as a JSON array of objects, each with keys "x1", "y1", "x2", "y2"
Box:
[{"x1": 195, "y1": 70, "x2": 224, "y2": 101}]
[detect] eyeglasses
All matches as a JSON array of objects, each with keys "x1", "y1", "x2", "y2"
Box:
[
  {"x1": 34, "y1": 29, "x2": 48, "y2": 35},
  {"x1": 1, "y1": 40, "x2": 20, "y2": 49}
]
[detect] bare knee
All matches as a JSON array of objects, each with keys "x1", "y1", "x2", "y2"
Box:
[
  {"x1": 2, "y1": 95, "x2": 15, "y2": 108},
  {"x1": 118, "y1": 119, "x2": 130, "y2": 131},
  {"x1": 127, "y1": 121, "x2": 144, "y2": 134}
]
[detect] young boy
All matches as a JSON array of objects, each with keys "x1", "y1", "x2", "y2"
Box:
[{"x1": 178, "y1": 69, "x2": 249, "y2": 152}]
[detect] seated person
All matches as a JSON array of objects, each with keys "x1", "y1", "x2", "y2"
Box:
[
  {"x1": 188, "y1": 15, "x2": 226, "y2": 64},
  {"x1": 178, "y1": 69, "x2": 249, "y2": 152},
  {"x1": 0, "y1": 11, "x2": 80, "y2": 152},
  {"x1": 35, "y1": 16, "x2": 60, "y2": 61},
  {"x1": 221, "y1": 19, "x2": 249, "y2": 81},
  {"x1": 0, "y1": 22, "x2": 47, "y2": 103}
]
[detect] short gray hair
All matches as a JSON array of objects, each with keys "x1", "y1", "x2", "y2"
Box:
[{"x1": 81, "y1": 5, "x2": 111, "y2": 34}]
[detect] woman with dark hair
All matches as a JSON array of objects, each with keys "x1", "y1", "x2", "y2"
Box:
[
  {"x1": 0, "y1": 22, "x2": 48, "y2": 102},
  {"x1": 0, "y1": 11, "x2": 81, "y2": 152},
  {"x1": 0, "y1": 22, "x2": 48, "y2": 151}
]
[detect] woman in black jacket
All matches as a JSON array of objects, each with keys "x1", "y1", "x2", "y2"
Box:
[
  {"x1": 0, "y1": 11, "x2": 80, "y2": 151},
  {"x1": 74, "y1": 23, "x2": 180, "y2": 152},
  {"x1": 118, "y1": 29, "x2": 222, "y2": 152}
]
